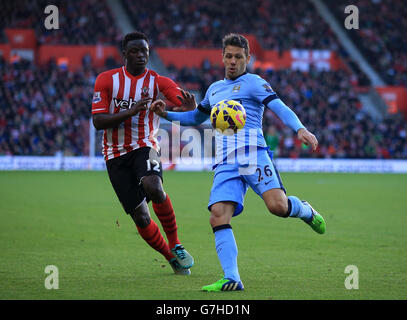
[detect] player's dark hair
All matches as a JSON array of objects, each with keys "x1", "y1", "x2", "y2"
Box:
[
  {"x1": 122, "y1": 31, "x2": 149, "y2": 50},
  {"x1": 222, "y1": 33, "x2": 250, "y2": 57}
]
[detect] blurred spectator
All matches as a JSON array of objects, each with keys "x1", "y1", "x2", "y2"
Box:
[{"x1": 264, "y1": 126, "x2": 280, "y2": 156}]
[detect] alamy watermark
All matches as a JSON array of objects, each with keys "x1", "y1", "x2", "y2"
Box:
[
  {"x1": 344, "y1": 5, "x2": 359, "y2": 30},
  {"x1": 44, "y1": 5, "x2": 59, "y2": 30},
  {"x1": 344, "y1": 265, "x2": 359, "y2": 289},
  {"x1": 149, "y1": 123, "x2": 260, "y2": 174},
  {"x1": 44, "y1": 265, "x2": 59, "y2": 289}
]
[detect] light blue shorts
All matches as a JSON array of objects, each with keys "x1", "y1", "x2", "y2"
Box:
[{"x1": 208, "y1": 147, "x2": 285, "y2": 216}]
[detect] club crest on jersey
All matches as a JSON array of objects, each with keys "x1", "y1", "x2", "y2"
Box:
[
  {"x1": 232, "y1": 85, "x2": 241, "y2": 92},
  {"x1": 263, "y1": 84, "x2": 273, "y2": 93},
  {"x1": 113, "y1": 97, "x2": 139, "y2": 110},
  {"x1": 92, "y1": 92, "x2": 101, "y2": 103},
  {"x1": 141, "y1": 86, "x2": 149, "y2": 97}
]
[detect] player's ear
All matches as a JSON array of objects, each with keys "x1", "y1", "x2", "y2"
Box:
[{"x1": 246, "y1": 54, "x2": 251, "y2": 65}]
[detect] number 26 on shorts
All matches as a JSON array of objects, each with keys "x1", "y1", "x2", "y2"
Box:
[{"x1": 256, "y1": 165, "x2": 273, "y2": 182}]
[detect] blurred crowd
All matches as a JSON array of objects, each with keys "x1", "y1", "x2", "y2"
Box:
[
  {"x1": 259, "y1": 68, "x2": 407, "y2": 159},
  {"x1": 0, "y1": 0, "x2": 121, "y2": 45},
  {"x1": 122, "y1": 0, "x2": 337, "y2": 51},
  {"x1": 1, "y1": 0, "x2": 406, "y2": 159},
  {"x1": 0, "y1": 57, "x2": 100, "y2": 156},
  {"x1": 121, "y1": 0, "x2": 371, "y2": 86},
  {"x1": 1, "y1": 57, "x2": 406, "y2": 159},
  {"x1": 1, "y1": 0, "x2": 404, "y2": 88},
  {"x1": 328, "y1": 0, "x2": 407, "y2": 87},
  {"x1": 170, "y1": 62, "x2": 407, "y2": 159}
]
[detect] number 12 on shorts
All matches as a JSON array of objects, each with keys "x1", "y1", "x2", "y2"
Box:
[{"x1": 146, "y1": 159, "x2": 160, "y2": 172}]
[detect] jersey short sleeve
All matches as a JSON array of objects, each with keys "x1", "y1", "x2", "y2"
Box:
[
  {"x1": 250, "y1": 75, "x2": 279, "y2": 106},
  {"x1": 157, "y1": 76, "x2": 182, "y2": 107},
  {"x1": 92, "y1": 72, "x2": 112, "y2": 114}
]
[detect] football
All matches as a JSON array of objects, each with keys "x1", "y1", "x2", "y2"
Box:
[{"x1": 210, "y1": 100, "x2": 246, "y2": 135}]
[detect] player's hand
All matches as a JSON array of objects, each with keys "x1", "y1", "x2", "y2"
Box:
[
  {"x1": 174, "y1": 89, "x2": 197, "y2": 112},
  {"x1": 297, "y1": 128, "x2": 318, "y2": 151},
  {"x1": 150, "y1": 99, "x2": 167, "y2": 117},
  {"x1": 130, "y1": 97, "x2": 151, "y2": 116}
]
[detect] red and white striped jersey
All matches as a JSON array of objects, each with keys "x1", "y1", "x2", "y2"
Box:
[{"x1": 91, "y1": 67, "x2": 182, "y2": 161}]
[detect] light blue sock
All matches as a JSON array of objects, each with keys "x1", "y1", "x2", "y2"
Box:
[
  {"x1": 287, "y1": 196, "x2": 313, "y2": 222},
  {"x1": 213, "y1": 226, "x2": 240, "y2": 282}
]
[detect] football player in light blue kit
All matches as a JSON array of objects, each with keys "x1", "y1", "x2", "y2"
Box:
[{"x1": 151, "y1": 33, "x2": 326, "y2": 292}]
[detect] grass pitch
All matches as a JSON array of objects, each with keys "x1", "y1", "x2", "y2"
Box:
[{"x1": 0, "y1": 170, "x2": 406, "y2": 300}]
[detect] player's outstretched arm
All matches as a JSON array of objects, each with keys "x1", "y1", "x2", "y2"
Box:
[
  {"x1": 93, "y1": 98, "x2": 151, "y2": 130},
  {"x1": 150, "y1": 99, "x2": 209, "y2": 126},
  {"x1": 266, "y1": 98, "x2": 318, "y2": 151}
]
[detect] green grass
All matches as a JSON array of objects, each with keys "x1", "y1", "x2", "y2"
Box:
[{"x1": 0, "y1": 171, "x2": 406, "y2": 300}]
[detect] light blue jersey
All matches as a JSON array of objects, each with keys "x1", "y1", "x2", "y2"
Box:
[
  {"x1": 199, "y1": 72, "x2": 278, "y2": 164},
  {"x1": 165, "y1": 71, "x2": 306, "y2": 215}
]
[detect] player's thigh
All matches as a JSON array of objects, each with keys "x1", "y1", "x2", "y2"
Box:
[
  {"x1": 131, "y1": 147, "x2": 165, "y2": 200},
  {"x1": 106, "y1": 156, "x2": 146, "y2": 214},
  {"x1": 141, "y1": 175, "x2": 165, "y2": 202},
  {"x1": 208, "y1": 165, "x2": 248, "y2": 217}
]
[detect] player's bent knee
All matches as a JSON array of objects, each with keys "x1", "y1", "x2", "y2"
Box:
[
  {"x1": 130, "y1": 212, "x2": 151, "y2": 228},
  {"x1": 142, "y1": 177, "x2": 165, "y2": 203},
  {"x1": 209, "y1": 202, "x2": 234, "y2": 227},
  {"x1": 209, "y1": 214, "x2": 222, "y2": 228},
  {"x1": 146, "y1": 187, "x2": 165, "y2": 203}
]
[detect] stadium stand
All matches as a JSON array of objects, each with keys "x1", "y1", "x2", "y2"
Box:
[
  {"x1": 0, "y1": 0, "x2": 121, "y2": 45},
  {"x1": 0, "y1": 56, "x2": 101, "y2": 156},
  {"x1": 170, "y1": 63, "x2": 407, "y2": 159},
  {"x1": 0, "y1": 0, "x2": 406, "y2": 160},
  {"x1": 121, "y1": 0, "x2": 337, "y2": 50},
  {"x1": 327, "y1": 0, "x2": 407, "y2": 87}
]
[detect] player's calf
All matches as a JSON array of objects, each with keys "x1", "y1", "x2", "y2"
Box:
[
  {"x1": 262, "y1": 189, "x2": 289, "y2": 217},
  {"x1": 265, "y1": 199, "x2": 289, "y2": 217}
]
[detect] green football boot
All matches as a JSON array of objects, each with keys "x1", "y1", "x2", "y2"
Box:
[
  {"x1": 201, "y1": 278, "x2": 244, "y2": 292},
  {"x1": 302, "y1": 201, "x2": 326, "y2": 234}
]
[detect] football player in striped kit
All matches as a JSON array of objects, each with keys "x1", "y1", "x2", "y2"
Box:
[{"x1": 92, "y1": 31, "x2": 194, "y2": 275}]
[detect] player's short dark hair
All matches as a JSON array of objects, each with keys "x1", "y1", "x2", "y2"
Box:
[
  {"x1": 122, "y1": 31, "x2": 149, "y2": 50},
  {"x1": 222, "y1": 33, "x2": 250, "y2": 57}
]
